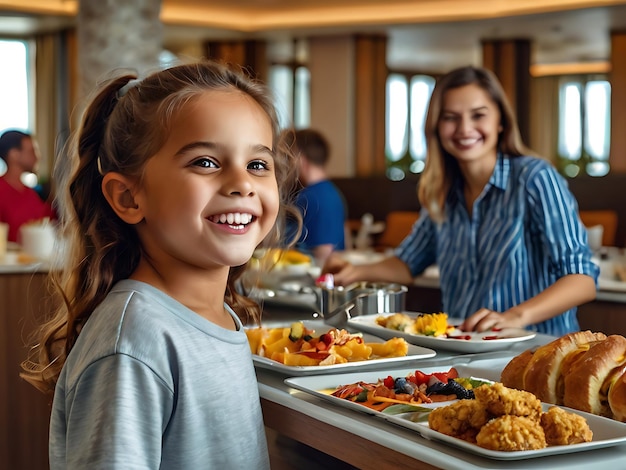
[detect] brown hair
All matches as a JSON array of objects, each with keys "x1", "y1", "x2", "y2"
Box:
[
  {"x1": 418, "y1": 66, "x2": 533, "y2": 222},
  {"x1": 286, "y1": 128, "x2": 330, "y2": 167},
  {"x1": 0, "y1": 129, "x2": 31, "y2": 162},
  {"x1": 21, "y1": 60, "x2": 300, "y2": 394}
]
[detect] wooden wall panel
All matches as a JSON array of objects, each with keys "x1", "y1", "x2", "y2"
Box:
[
  {"x1": 481, "y1": 39, "x2": 531, "y2": 144},
  {"x1": 0, "y1": 272, "x2": 55, "y2": 470},
  {"x1": 610, "y1": 31, "x2": 626, "y2": 173},
  {"x1": 205, "y1": 40, "x2": 268, "y2": 82},
  {"x1": 354, "y1": 34, "x2": 387, "y2": 177}
]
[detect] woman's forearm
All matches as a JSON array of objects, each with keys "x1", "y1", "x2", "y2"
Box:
[
  {"x1": 510, "y1": 274, "x2": 597, "y2": 326},
  {"x1": 327, "y1": 255, "x2": 414, "y2": 286}
]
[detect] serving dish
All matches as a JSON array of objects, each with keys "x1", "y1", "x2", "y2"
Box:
[
  {"x1": 347, "y1": 312, "x2": 536, "y2": 353},
  {"x1": 596, "y1": 256, "x2": 626, "y2": 292},
  {"x1": 285, "y1": 364, "x2": 626, "y2": 460},
  {"x1": 247, "y1": 320, "x2": 435, "y2": 375}
]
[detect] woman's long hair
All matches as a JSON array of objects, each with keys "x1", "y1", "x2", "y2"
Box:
[
  {"x1": 418, "y1": 66, "x2": 533, "y2": 222},
  {"x1": 21, "y1": 61, "x2": 301, "y2": 395}
]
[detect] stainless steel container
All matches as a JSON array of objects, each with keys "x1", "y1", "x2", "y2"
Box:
[{"x1": 320, "y1": 281, "x2": 407, "y2": 326}]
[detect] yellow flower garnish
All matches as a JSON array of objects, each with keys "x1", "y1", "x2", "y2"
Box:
[{"x1": 413, "y1": 313, "x2": 449, "y2": 337}]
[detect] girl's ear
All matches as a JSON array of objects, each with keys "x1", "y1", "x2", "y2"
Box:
[{"x1": 101, "y1": 173, "x2": 144, "y2": 224}]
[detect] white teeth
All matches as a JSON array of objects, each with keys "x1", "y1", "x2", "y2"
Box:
[
  {"x1": 212, "y1": 212, "x2": 252, "y2": 225},
  {"x1": 458, "y1": 138, "x2": 479, "y2": 146}
]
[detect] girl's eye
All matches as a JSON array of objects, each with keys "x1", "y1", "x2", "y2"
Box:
[
  {"x1": 192, "y1": 157, "x2": 217, "y2": 169},
  {"x1": 472, "y1": 113, "x2": 486, "y2": 120},
  {"x1": 248, "y1": 159, "x2": 271, "y2": 172},
  {"x1": 441, "y1": 114, "x2": 457, "y2": 122}
]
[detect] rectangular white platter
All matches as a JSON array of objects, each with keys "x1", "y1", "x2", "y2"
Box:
[
  {"x1": 348, "y1": 312, "x2": 537, "y2": 353},
  {"x1": 284, "y1": 364, "x2": 626, "y2": 460},
  {"x1": 247, "y1": 320, "x2": 436, "y2": 376}
]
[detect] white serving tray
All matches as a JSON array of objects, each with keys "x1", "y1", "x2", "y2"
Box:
[
  {"x1": 248, "y1": 320, "x2": 436, "y2": 376},
  {"x1": 285, "y1": 363, "x2": 626, "y2": 460}
]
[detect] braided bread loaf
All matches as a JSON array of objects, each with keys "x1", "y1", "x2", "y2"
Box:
[{"x1": 500, "y1": 331, "x2": 626, "y2": 421}]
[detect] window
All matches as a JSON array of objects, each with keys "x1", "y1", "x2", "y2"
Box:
[
  {"x1": 268, "y1": 64, "x2": 310, "y2": 130},
  {"x1": 0, "y1": 39, "x2": 31, "y2": 175},
  {"x1": 385, "y1": 73, "x2": 435, "y2": 180},
  {"x1": 557, "y1": 76, "x2": 611, "y2": 177}
]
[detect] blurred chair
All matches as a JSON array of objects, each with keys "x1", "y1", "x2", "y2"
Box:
[
  {"x1": 344, "y1": 213, "x2": 385, "y2": 250},
  {"x1": 579, "y1": 210, "x2": 618, "y2": 246},
  {"x1": 375, "y1": 211, "x2": 420, "y2": 249}
]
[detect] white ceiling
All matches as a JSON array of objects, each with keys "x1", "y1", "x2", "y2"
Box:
[{"x1": 1, "y1": 1, "x2": 626, "y2": 71}]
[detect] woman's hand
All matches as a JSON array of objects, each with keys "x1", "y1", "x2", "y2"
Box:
[
  {"x1": 462, "y1": 274, "x2": 597, "y2": 332},
  {"x1": 322, "y1": 254, "x2": 414, "y2": 287},
  {"x1": 321, "y1": 253, "x2": 362, "y2": 286},
  {"x1": 461, "y1": 307, "x2": 526, "y2": 332}
]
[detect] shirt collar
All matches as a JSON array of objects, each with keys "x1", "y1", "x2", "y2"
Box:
[{"x1": 449, "y1": 152, "x2": 509, "y2": 203}]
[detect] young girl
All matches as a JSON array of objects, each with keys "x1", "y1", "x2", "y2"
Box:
[
  {"x1": 324, "y1": 66, "x2": 598, "y2": 337},
  {"x1": 21, "y1": 61, "x2": 299, "y2": 469}
]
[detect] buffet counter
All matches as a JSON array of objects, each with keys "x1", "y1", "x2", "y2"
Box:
[
  {"x1": 3, "y1": 260, "x2": 626, "y2": 469},
  {"x1": 0, "y1": 262, "x2": 53, "y2": 470}
]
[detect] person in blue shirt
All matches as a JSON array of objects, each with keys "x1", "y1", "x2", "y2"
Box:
[
  {"x1": 287, "y1": 128, "x2": 346, "y2": 265},
  {"x1": 323, "y1": 66, "x2": 598, "y2": 337}
]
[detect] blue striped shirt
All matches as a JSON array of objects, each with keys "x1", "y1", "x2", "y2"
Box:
[{"x1": 396, "y1": 154, "x2": 599, "y2": 336}]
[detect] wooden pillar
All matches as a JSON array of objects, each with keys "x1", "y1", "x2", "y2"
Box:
[
  {"x1": 205, "y1": 40, "x2": 268, "y2": 82},
  {"x1": 482, "y1": 39, "x2": 531, "y2": 145},
  {"x1": 610, "y1": 31, "x2": 626, "y2": 173},
  {"x1": 354, "y1": 34, "x2": 387, "y2": 177}
]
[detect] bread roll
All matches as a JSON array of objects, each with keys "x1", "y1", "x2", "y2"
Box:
[
  {"x1": 500, "y1": 349, "x2": 533, "y2": 390},
  {"x1": 563, "y1": 335, "x2": 626, "y2": 417},
  {"x1": 608, "y1": 364, "x2": 626, "y2": 422},
  {"x1": 522, "y1": 331, "x2": 606, "y2": 404}
]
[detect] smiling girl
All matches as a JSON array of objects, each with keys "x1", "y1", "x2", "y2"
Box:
[
  {"x1": 21, "y1": 61, "x2": 299, "y2": 469},
  {"x1": 324, "y1": 66, "x2": 598, "y2": 337}
]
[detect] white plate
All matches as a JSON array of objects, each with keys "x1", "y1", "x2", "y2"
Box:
[
  {"x1": 598, "y1": 277, "x2": 626, "y2": 293},
  {"x1": 350, "y1": 313, "x2": 538, "y2": 353},
  {"x1": 347, "y1": 312, "x2": 536, "y2": 353},
  {"x1": 285, "y1": 364, "x2": 626, "y2": 460},
  {"x1": 248, "y1": 320, "x2": 435, "y2": 375}
]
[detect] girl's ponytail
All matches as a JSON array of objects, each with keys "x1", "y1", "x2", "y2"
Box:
[{"x1": 21, "y1": 74, "x2": 139, "y2": 394}]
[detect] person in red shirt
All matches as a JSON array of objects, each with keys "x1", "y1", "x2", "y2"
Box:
[{"x1": 0, "y1": 130, "x2": 56, "y2": 242}]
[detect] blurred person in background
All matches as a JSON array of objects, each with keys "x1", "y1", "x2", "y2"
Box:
[
  {"x1": 286, "y1": 128, "x2": 346, "y2": 266},
  {"x1": 0, "y1": 129, "x2": 56, "y2": 242}
]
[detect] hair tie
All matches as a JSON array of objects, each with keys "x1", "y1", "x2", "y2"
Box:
[
  {"x1": 116, "y1": 79, "x2": 141, "y2": 99},
  {"x1": 97, "y1": 156, "x2": 105, "y2": 176}
]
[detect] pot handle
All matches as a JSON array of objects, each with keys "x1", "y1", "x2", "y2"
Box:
[{"x1": 322, "y1": 292, "x2": 371, "y2": 327}]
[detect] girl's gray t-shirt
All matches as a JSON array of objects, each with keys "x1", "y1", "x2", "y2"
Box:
[{"x1": 49, "y1": 279, "x2": 269, "y2": 469}]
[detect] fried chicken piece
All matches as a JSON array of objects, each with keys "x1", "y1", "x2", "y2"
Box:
[
  {"x1": 476, "y1": 415, "x2": 547, "y2": 451},
  {"x1": 474, "y1": 383, "x2": 542, "y2": 420},
  {"x1": 540, "y1": 406, "x2": 593, "y2": 445},
  {"x1": 428, "y1": 399, "x2": 490, "y2": 443}
]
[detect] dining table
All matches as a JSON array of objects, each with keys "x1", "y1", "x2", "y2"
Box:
[{"x1": 255, "y1": 304, "x2": 626, "y2": 470}]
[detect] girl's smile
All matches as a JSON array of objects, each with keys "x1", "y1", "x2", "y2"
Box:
[{"x1": 207, "y1": 210, "x2": 256, "y2": 232}]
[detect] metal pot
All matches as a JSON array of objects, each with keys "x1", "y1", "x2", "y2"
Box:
[{"x1": 320, "y1": 281, "x2": 407, "y2": 326}]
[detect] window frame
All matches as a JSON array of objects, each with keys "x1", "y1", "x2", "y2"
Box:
[
  {"x1": 384, "y1": 69, "x2": 438, "y2": 180},
  {"x1": 557, "y1": 73, "x2": 611, "y2": 177}
]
